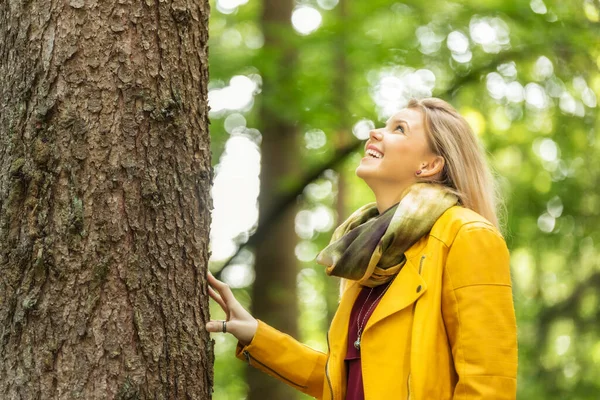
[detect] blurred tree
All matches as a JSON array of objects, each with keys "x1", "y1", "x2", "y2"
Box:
[
  {"x1": 328, "y1": 0, "x2": 350, "y2": 324},
  {"x1": 247, "y1": 0, "x2": 301, "y2": 399},
  {"x1": 0, "y1": 0, "x2": 213, "y2": 398}
]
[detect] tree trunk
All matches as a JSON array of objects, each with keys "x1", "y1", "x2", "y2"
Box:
[
  {"x1": 328, "y1": 0, "x2": 350, "y2": 324},
  {"x1": 0, "y1": 0, "x2": 213, "y2": 398},
  {"x1": 248, "y1": 0, "x2": 299, "y2": 399}
]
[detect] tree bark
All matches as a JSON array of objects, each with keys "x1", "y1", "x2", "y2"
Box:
[
  {"x1": 248, "y1": 0, "x2": 299, "y2": 399},
  {"x1": 0, "y1": 0, "x2": 213, "y2": 398}
]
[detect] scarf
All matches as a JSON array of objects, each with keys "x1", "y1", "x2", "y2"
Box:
[{"x1": 315, "y1": 183, "x2": 458, "y2": 288}]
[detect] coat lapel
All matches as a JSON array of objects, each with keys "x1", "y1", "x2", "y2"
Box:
[
  {"x1": 363, "y1": 258, "x2": 426, "y2": 332},
  {"x1": 364, "y1": 237, "x2": 429, "y2": 333},
  {"x1": 326, "y1": 279, "x2": 361, "y2": 398},
  {"x1": 328, "y1": 280, "x2": 360, "y2": 355},
  {"x1": 328, "y1": 235, "x2": 429, "y2": 350}
]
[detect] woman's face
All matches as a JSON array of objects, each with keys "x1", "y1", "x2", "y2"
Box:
[{"x1": 355, "y1": 107, "x2": 435, "y2": 188}]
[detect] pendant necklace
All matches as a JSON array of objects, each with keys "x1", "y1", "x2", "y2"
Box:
[{"x1": 353, "y1": 280, "x2": 393, "y2": 351}]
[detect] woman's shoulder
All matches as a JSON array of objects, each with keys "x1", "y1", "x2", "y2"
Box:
[{"x1": 430, "y1": 205, "x2": 503, "y2": 248}]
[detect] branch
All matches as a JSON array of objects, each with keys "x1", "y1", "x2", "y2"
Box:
[
  {"x1": 538, "y1": 272, "x2": 600, "y2": 325},
  {"x1": 214, "y1": 140, "x2": 359, "y2": 278}
]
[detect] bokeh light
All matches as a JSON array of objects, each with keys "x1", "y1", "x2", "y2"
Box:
[{"x1": 291, "y1": 6, "x2": 322, "y2": 35}]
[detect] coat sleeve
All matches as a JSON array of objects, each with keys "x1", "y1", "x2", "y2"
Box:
[
  {"x1": 441, "y1": 223, "x2": 518, "y2": 400},
  {"x1": 235, "y1": 319, "x2": 327, "y2": 399}
]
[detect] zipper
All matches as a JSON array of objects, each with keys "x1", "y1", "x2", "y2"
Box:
[
  {"x1": 325, "y1": 327, "x2": 335, "y2": 399},
  {"x1": 418, "y1": 254, "x2": 426, "y2": 274},
  {"x1": 242, "y1": 350, "x2": 308, "y2": 389},
  {"x1": 411, "y1": 255, "x2": 426, "y2": 317},
  {"x1": 407, "y1": 255, "x2": 425, "y2": 400}
]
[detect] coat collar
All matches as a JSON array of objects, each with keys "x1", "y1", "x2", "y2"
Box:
[
  {"x1": 330, "y1": 235, "x2": 429, "y2": 345},
  {"x1": 366, "y1": 234, "x2": 429, "y2": 333},
  {"x1": 328, "y1": 206, "x2": 473, "y2": 353}
]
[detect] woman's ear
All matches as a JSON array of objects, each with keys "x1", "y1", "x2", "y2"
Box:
[{"x1": 418, "y1": 155, "x2": 445, "y2": 178}]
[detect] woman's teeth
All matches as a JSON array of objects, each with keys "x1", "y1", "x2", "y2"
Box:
[{"x1": 366, "y1": 149, "x2": 383, "y2": 158}]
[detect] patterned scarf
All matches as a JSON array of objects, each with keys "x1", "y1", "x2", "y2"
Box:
[{"x1": 316, "y1": 183, "x2": 458, "y2": 287}]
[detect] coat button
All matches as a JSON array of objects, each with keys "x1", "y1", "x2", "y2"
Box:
[{"x1": 416, "y1": 285, "x2": 422, "y2": 293}]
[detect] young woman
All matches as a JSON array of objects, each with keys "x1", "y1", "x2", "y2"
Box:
[{"x1": 206, "y1": 97, "x2": 518, "y2": 399}]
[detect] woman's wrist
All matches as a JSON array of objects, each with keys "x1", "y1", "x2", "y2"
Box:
[{"x1": 238, "y1": 318, "x2": 259, "y2": 347}]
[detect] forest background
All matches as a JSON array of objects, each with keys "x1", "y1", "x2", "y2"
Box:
[{"x1": 207, "y1": 0, "x2": 600, "y2": 399}]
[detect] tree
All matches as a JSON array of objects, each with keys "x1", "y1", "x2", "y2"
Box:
[
  {"x1": 247, "y1": 0, "x2": 300, "y2": 399},
  {"x1": 0, "y1": 0, "x2": 213, "y2": 398}
]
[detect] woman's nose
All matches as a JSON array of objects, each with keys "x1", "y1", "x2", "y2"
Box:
[{"x1": 369, "y1": 128, "x2": 383, "y2": 141}]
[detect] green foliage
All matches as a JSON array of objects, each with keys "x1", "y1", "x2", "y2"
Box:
[{"x1": 209, "y1": 0, "x2": 600, "y2": 398}]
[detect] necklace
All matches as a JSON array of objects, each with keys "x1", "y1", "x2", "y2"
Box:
[{"x1": 353, "y1": 280, "x2": 393, "y2": 351}]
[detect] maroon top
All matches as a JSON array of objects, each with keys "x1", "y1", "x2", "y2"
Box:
[{"x1": 345, "y1": 283, "x2": 390, "y2": 400}]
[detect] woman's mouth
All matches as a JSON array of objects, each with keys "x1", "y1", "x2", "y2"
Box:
[{"x1": 365, "y1": 148, "x2": 383, "y2": 159}]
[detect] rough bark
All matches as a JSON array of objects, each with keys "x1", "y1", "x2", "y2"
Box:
[
  {"x1": 247, "y1": 0, "x2": 299, "y2": 399},
  {"x1": 0, "y1": 0, "x2": 213, "y2": 398}
]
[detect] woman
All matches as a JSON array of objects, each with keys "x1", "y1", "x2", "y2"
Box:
[{"x1": 206, "y1": 97, "x2": 518, "y2": 399}]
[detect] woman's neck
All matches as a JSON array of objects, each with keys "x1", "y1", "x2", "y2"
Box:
[{"x1": 372, "y1": 183, "x2": 412, "y2": 214}]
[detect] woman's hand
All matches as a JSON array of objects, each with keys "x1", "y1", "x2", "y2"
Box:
[{"x1": 205, "y1": 271, "x2": 258, "y2": 346}]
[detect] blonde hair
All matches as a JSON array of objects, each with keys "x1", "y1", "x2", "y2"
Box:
[{"x1": 406, "y1": 97, "x2": 502, "y2": 229}]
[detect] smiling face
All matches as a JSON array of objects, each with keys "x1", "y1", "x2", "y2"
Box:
[{"x1": 356, "y1": 107, "x2": 440, "y2": 196}]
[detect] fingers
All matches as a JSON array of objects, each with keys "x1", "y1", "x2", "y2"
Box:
[
  {"x1": 207, "y1": 270, "x2": 224, "y2": 287},
  {"x1": 205, "y1": 319, "x2": 256, "y2": 346},
  {"x1": 208, "y1": 286, "x2": 231, "y2": 320},
  {"x1": 208, "y1": 286, "x2": 226, "y2": 309},
  {"x1": 205, "y1": 320, "x2": 229, "y2": 334},
  {"x1": 207, "y1": 271, "x2": 237, "y2": 308}
]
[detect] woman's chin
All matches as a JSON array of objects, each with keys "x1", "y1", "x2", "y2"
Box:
[{"x1": 355, "y1": 164, "x2": 374, "y2": 180}]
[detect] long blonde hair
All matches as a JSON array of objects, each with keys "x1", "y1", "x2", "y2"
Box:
[{"x1": 407, "y1": 97, "x2": 502, "y2": 229}]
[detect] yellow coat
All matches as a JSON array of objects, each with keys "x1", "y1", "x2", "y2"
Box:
[{"x1": 235, "y1": 206, "x2": 518, "y2": 399}]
